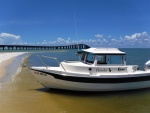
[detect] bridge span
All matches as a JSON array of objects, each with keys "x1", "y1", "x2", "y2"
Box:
[{"x1": 0, "y1": 44, "x2": 90, "y2": 50}]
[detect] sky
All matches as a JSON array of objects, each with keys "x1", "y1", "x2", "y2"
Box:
[{"x1": 0, "y1": 0, "x2": 150, "y2": 48}]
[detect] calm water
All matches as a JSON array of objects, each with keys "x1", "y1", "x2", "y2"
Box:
[{"x1": 0, "y1": 48, "x2": 150, "y2": 113}]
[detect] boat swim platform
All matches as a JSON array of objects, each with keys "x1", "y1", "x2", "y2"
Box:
[{"x1": 0, "y1": 44, "x2": 90, "y2": 50}]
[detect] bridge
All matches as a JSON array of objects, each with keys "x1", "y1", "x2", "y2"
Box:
[{"x1": 0, "y1": 44, "x2": 90, "y2": 50}]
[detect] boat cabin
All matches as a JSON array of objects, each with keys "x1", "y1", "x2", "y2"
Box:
[
  {"x1": 61, "y1": 48, "x2": 138, "y2": 74},
  {"x1": 77, "y1": 48, "x2": 126, "y2": 66}
]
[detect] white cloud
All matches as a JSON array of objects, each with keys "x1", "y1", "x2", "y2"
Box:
[
  {"x1": 1, "y1": 32, "x2": 150, "y2": 48},
  {"x1": 57, "y1": 38, "x2": 65, "y2": 42},
  {"x1": 48, "y1": 32, "x2": 150, "y2": 47},
  {"x1": 103, "y1": 39, "x2": 107, "y2": 43},
  {"x1": 92, "y1": 32, "x2": 150, "y2": 47},
  {"x1": 94, "y1": 34, "x2": 103, "y2": 38},
  {"x1": 108, "y1": 36, "x2": 112, "y2": 38},
  {"x1": 0, "y1": 32, "x2": 20, "y2": 39},
  {"x1": 125, "y1": 32, "x2": 148, "y2": 40},
  {"x1": 0, "y1": 32, "x2": 22, "y2": 44},
  {"x1": 112, "y1": 38, "x2": 116, "y2": 41}
]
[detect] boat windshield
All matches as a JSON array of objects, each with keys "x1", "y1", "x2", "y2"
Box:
[{"x1": 85, "y1": 53, "x2": 95, "y2": 64}]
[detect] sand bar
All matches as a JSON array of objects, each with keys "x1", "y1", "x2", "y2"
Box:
[{"x1": 0, "y1": 52, "x2": 28, "y2": 78}]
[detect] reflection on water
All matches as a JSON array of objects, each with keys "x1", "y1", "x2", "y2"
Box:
[{"x1": 0, "y1": 48, "x2": 150, "y2": 113}]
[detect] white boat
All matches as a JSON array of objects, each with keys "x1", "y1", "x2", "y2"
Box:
[{"x1": 30, "y1": 48, "x2": 150, "y2": 91}]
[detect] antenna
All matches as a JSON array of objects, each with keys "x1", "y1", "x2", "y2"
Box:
[{"x1": 74, "y1": 13, "x2": 79, "y2": 51}]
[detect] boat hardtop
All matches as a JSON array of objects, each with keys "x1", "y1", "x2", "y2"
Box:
[{"x1": 80, "y1": 47, "x2": 126, "y2": 54}]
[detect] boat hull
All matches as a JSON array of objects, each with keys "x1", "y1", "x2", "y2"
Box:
[{"x1": 31, "y1": 68, "x2": 150, "y2": 91}]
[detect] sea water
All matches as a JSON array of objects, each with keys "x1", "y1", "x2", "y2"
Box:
[{"x1": 0, "y1": 48, "x2": 150, "y2": 113}]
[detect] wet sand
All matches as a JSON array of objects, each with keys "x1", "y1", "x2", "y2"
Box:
[
  {"x1": 0, "y1": 57, "x2": 59, "y2": 113},
  {"x1": 0, "y1": 58, "x2": 14, "y2": 78},
  {"x1": 0, "y1": 52, "x2": 28, "y2": 83},
  {"x1": 1, "y1": 57, "x2": 150, "y2": 113}
]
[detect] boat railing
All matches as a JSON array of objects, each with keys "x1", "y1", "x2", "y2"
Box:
[
  {"x1": 37, "y1": 55, "x2": 66, "y2": 72},
  {"x1": 64, "y1": 60, "x2": 80, "y2": 63}
]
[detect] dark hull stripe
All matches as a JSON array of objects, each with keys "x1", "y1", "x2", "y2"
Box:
[{"x1": 31, "y1": 69, "x2": 150, "y2": 83}]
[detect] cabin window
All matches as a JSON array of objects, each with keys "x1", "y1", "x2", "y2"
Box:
[
  {"x1": 86, "y1": 54, "x2": 95, "y2": 64},
  {"x1": 110, "y1": 55, "x2": 122, "y2": 64},
  {"x1": 97, "y1": 55, "x2": 107, "y2": 64}
]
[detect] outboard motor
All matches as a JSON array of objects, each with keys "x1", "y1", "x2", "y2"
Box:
[{"x1": 145, "y1": 60, "x2": 150, "y2": 71}]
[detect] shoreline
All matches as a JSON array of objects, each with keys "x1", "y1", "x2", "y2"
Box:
[
  {"x1": 11, "y1": 53, "x2": 30, "y2": 81},
  {"x1": 0, "y1": 52, "x2": 29, "y2": 84},
  {"x1": 0, "y1": 57, "x2": 14, "y2": 78}
]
